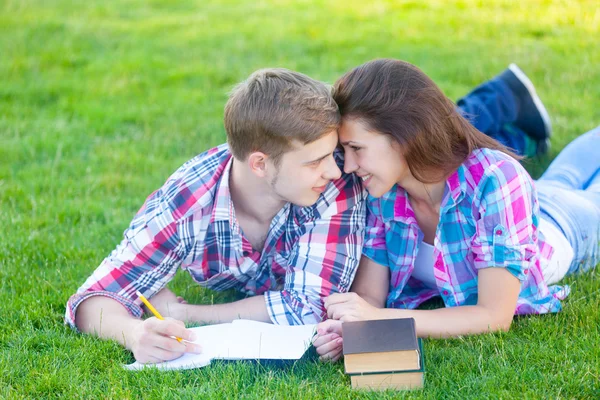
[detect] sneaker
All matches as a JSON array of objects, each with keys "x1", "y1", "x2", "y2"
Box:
[
  {"x1": 496, "y1": 63, "x2": 552, "y2": 141},
  {"x1": 535, "y1": 137, "x2": 551, "y2": 156}
]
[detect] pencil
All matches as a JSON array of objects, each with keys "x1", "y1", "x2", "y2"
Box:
[{"x1": 136, "y1": 290, "x2": 183, "y2": 343}]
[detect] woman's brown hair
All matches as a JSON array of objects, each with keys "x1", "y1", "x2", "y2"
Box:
[{"x1": 333, "y1": 59, "x2": 520, "y2": 183}]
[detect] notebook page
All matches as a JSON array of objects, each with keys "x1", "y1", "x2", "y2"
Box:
[
  {"x1": 124, "y1": 323, "x2": 233, "y2": 371},
  {"x1": 124, "y1": 320, "x2": 317, "y2": 370},
  {"x1": 231, "y1": 320, "x2": 316, "y2": 359}
]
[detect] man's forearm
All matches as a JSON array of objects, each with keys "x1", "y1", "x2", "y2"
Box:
[
  {"x1": 75, "y1": 296, "x2": 143, "y2": 351},
  {"x1": 181, "y1": 295, "x2": 272, "y2": 324}
]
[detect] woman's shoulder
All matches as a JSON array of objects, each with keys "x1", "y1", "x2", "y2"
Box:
[
  {"x1": 463, "y1": 148, "x2": 532, "y2": 186},
  {"x1": 463, "y1": 148, "x2": 535, "y2": 202}
]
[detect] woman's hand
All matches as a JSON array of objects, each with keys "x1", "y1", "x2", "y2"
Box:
[
  {"x1": 313, "y1": 319, "x2": 344, "y2": 362},
  {"x1": 325, "y1": 292, "x2": 382, "y2": 322}
]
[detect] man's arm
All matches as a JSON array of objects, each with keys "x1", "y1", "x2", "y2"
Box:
[
  {"x1": 65, "y1": 161, "x2": 207, "y2": 361},
  {"x1": 75, "y1": 296, "x2": 201, "y2": 363},
  {"x1": 151, "y1": 289, "x2": 271, "y2": 324}
]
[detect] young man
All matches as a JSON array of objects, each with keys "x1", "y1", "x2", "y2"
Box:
[{"x1": 66, "y1": 69, "x2": 367, "y2": 364}]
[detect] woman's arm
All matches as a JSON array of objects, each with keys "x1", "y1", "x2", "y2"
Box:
[
  {"x1": 326, "y1": 266, "x2": 521, "y2": 338},
  {"x1": 350, "y1": 256, "x2": 390, "y2": 308}
]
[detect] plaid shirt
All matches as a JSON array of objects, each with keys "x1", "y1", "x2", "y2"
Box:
[
  {"x1": 65, "y1": 144, "x2": 366, "y2": 327},
  {"x1": 363, "y1": 148, "x2": 569, "y2": 314}
]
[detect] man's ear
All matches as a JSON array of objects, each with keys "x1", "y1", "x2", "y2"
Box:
[{"x1": 247, "y1": 152, "x2": 269, "y2": 178}]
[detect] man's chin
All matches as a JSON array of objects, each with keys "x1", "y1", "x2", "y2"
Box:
[{"x1": 289, "y1": 193, "x2": 321, "y2": 208}]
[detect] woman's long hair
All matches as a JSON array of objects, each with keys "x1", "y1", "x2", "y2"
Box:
[{"x1": 333, "y1": 59, "x2": 519, "y2": 183}]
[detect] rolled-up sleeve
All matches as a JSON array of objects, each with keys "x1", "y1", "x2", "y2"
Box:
[
  {"x1": 470, "y1": 160, "x2": 538, "y2": 281},
  {"x1": 65, "y1": 181, "x2": 191, "y2": 330}
]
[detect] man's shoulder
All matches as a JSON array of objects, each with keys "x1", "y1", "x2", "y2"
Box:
[
  {"x1": 179, "y1": 143, "x2": 232, "y2": 176},
  {"x1": 159, "y1": 143, "x2": 232, "y2": 219}
]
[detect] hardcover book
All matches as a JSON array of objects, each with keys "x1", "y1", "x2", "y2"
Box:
[
  {"x1": 349, "y1": 339, "x2": 424, "y2": 390},
  {"x1": 343, "y1": 318, "x2": 420, "y2": 374}
]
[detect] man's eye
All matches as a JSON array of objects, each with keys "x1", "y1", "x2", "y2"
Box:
[{"x1": 350, "y1": 146, "x2": 361, "y2": 151}]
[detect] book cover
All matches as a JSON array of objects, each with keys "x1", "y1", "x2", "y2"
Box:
[{"x1": 343, "y1": 318, "x2": 420, "y2": 374}]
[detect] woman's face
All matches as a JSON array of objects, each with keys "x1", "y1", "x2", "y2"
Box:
[{"x1": 338, "y1": 118, "x2": 410, "y2": 198}]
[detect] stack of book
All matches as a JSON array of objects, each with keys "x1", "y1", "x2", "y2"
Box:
[{"x1": 342, "y1": 318, "x2": 424, "y2": 390}]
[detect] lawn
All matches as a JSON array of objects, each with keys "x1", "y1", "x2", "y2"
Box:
[{"x1": 1, "y1": 0, "x2": 599, "y2": 398}]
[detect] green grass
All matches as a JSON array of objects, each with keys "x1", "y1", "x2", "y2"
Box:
[{"x1": 1, "y1": 0, "x2": 599, "y2": 398}]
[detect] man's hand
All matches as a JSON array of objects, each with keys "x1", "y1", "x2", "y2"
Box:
[
  {"x1": 325, "y1": 292, "x2": 381, "y2": 322},
  {"x1": 130, "y1": 317, "x2": 202, "y2": 364},
  {"x1": 312, "y1": 319, "x2": 344, "y2": 362},
  {"x1": 147, "y1": 288, "x2": 188, "y2": 320}
]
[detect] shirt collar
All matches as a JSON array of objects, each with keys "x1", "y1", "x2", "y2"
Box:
[
  {"x1": 211, "y1": 156, "x2": 236, "y2": 224},
  {"x1": 441, "y1": 164, "x2": 466, "y2": 213}
]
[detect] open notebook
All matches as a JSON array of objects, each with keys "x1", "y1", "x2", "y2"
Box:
[{"x1": 125, "y1": 319, "x2": 317, "y2": 371}]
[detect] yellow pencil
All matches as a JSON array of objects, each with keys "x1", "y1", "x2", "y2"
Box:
[{"x1": 136, "y1": 290, "x2": 183, "y2": 343}]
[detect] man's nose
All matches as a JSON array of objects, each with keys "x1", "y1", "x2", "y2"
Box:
[{"x1": 323, "y1": 156, "x2": 342, "y2": 181}]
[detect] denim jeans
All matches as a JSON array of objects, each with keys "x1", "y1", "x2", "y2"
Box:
[
  {"x1": 536, "y1": 127, "x2": 600, "y2": 275},
  {"x1": 457, "y1": 76, "x2": 528, "y2": 155}
]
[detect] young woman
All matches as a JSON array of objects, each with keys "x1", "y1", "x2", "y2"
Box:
[{"x1": 313, "y1": 59, "x2": 600, "y2": 361}]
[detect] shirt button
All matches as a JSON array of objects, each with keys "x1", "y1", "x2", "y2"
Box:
[
  {"x1": 524, "y1": 269, "x2": 529, "y2": 275},
  {"x1": 443, "y1": 290, "x2": 449, "y2": 296},
  {"x1": 496, "y1": 229, "x2": 503, "y2": 235}
]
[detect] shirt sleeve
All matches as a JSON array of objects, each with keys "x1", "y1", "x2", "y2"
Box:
[
  {"x1": 470, "y1": 159, "x2": 539, "y2": 281},
  {"x1": 264, "y1": 185, "x2": 367, "y2": 325},
  {"x1": 64, "y1": 176, "x2": 193, "y2": 330},
  {"x1": 361, "y1": 199, "x2": 390, "y2": 267}
]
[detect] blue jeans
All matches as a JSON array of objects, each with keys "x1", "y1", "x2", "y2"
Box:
[
  {"x1": 457, "y1": 77, "x2": 528, "y2": 155},
  {"x1": 535, "y1": 127, "x2": 600, "y2": 274}
]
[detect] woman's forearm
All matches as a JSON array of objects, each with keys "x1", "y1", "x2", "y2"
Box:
[{"x1": 373, "y1": 305, "x2": 512, "y2": 338}]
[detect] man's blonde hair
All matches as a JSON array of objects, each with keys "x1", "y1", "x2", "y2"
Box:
[{"x1": 224, "y1": 68, "x2": 340, "y2": 164}]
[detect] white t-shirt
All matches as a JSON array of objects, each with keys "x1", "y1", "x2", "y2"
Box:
[
  {"x1": 538, "y1": 217, "x2": 574, "y2": 285},
  {"x1": 411, "y1": 241, "x2": 437, "y2": 288}
]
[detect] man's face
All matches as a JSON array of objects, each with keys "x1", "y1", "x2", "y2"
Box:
[{"x1": 266, "y1": 130, "x2": 342, "y2": 207}]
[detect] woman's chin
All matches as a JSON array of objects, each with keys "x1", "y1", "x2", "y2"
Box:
[{"x1": 365, "y1": 186, "x2": 384, "y2": 198}]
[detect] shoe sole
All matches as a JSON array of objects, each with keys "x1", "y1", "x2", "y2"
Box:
[{"x1": 508, "y1": 63, "x2": 552, "y2": 138}]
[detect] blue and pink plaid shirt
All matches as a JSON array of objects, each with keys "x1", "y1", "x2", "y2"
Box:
[
  {"x1": 65, "y1": 144, "x2": 366, "y2": 327},
  {"x1": 363, "y1": 148, "x2": 569, "y2": 314}
]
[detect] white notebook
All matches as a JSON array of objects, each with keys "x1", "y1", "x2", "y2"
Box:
[{"x1": 125, "y1": 320, "x2": 317, "y2": 371}]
